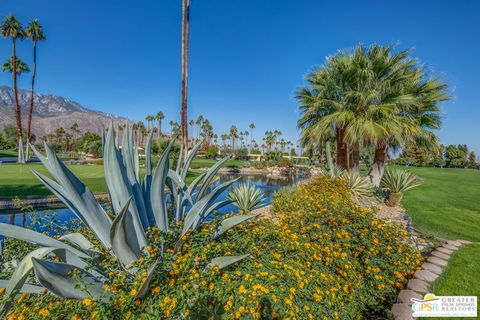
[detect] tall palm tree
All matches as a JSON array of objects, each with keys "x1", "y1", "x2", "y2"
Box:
[
  {"x1": 195, "y1": 115, "x2": 203, "y2": 139},
  {"x1": 249, "y1": 123, "x2": 255, "y2": 152},
  {"x1": 24, "y1": 19, "x2": 45, "y2": 161},
  {"x1": 230, "y1": 125, "x2": 238, "y2": 156},
  {"x1": 155, "y1": 111, "x2": 164, "y2": 138},
  {"x1": 180, "y1": 0, "x2": 192, "y2": 155},
  {"x1": 1, "y1": 15, "x2": 26, "y2": 163},
  {"x1": 189, "y1": 119, "x2": 195, "y2": 145}
]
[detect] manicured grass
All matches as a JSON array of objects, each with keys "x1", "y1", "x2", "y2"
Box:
[
  {"x1": 0, "y1": 163, "x2": 200, "y2": 199},
  {"x1": 0, "y1": 150, "x2": 17, "y2": 157},
  {"x1": 400, "y1": 166, "x2": 480, "y2": 241},
  {"x1": 190, "y1": 158, "x2": 245, "y2": 168},
  {"x1": 399, "y1": 166, "x2": 480, "y2": 300},
  {"x1": 431, "y1": 243, "x2": 480, "y2": 297}
]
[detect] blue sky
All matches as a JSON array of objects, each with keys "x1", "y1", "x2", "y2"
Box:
[{"x1": 0, "y1": 0, "x2": 479, "y2": 153}]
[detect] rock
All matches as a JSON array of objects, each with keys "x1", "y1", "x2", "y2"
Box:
[
  {"x1": 392, "y1": 303, "x2": 414, "y2": 320},
  {"x1": 457, "y1": 239, "x2": 473, "y2": 245},
  {"x1": 422, "y1": 263, "x2": 443, "y2": 275},
  {"x1": 398, "y1": 290, "x2": 422, "y2": 304},
  {"x1": 414, "y1": 270, "x2": 439, "y2": 282},
  {"x1": 442, "y1": 244, "x2": 459, "y2": 251},
  {"x1": 444, "y1": 240, "x2": 462, "y2": 247},
  {"x1": 407, "y1": 279, "x2": 429, "y2": 293},
  {"x1": 427, "y1": 256, "x2": 448, "y2": 267},
  {"x1": 431, "y1": 250, "x2": 450, "y2": 260},
  {"x1": 437, "y1": 247, "x2": 453, "y2": 255}
]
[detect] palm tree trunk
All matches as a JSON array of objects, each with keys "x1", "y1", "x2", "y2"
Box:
[
  {"x1": 12, "y1": 39, "x2": 25, "y2": 164},
  {"x1": 26, "y1": 40, "x2": 38, "y2": 161},
  {"x1": 158, "y1": 120, "x2": 161, "y2": 138},
  {"x1": 349, "y1": 144, "x2": 360, "y2": 173},
  {"x1": 368, "y1": 143, "x2": 388, "y2": 186},
  {"x1": 180, "y1": 0, "x2": 190, "y2": 156},
  {"x1": 335, "y1": 127, "x2": 348, "y2": 170}
]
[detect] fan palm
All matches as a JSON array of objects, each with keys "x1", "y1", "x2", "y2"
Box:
[
  {"x1": 1, "y1": 15, "x2": 26, "y2": 163},
  {"x1": 24, "y1": 19, "x2": 46, "y2": 161},
  {"x1": 297, "y1": 44, "x2": 449, "y2": 185}
]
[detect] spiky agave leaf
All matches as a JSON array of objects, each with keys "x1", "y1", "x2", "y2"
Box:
[
  {"x1": 181, "y1": 178, "x2": 239, "y2": 239},
  {"x1": 227, "y1": 183, "x2": 266, "y2": 213},
  {"x1": 196, "y1": 155, "x2": 233, "y2": 200},
  {"x1": 133, "y1": 259, "x2": 159, "y2": 300},
  {"x1": 32, "y1": 258, "x2": 109, "y2": 301},
  {"x1": 206, "y1": 255, "x2": 250, "y2": 270},
  {"x1": 0, "y1": 247, "x2": 95, "y2": 315},
  {"x1": 110, "y1": 198, "x2": 143, "y2": 268},
  {"x1": 212, "y1": 214, "x2": 260, "y2": 239},
  {"x1": 0, "y1": 223, "x2": 88, "y2": 259},
  {"x1": 340, "y1": 171, "x2": 374, "y2": 198},
  {"x1": 103, "y1": 125, "x2": 148, "y2": 248},
  {"x1": 30, "y1": 144, "x2": 113, "y2": 248},
  {"x1": 380, "y1": 169, "x2": 422, "y2": 193},
  {"x1": 150, "y1": 138, "x2": 176, "y2": 231}
]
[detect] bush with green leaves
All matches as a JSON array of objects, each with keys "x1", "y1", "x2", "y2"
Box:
[
  {"x1": 380, "y1": 169, "x2": 422, "y2": 206},
  {"x1": 0, "y1": 124, "x2": 258, "y2": 315},
  {"x1": 228, "y1": 183, "x2": 266, "y2": 213}
]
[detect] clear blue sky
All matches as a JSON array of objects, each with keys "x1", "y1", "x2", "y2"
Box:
[{"x1": 0, "y1": 0, "x2": 479, "y2": 153}]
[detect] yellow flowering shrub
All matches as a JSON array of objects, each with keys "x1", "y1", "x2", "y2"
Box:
[{"x1": 2, "y1": 177, "x2": 422, "y2": 319}]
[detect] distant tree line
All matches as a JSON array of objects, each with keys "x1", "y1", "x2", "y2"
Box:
[{"x1": 394, "y1": 143, "x2": 478, "y2": 169}]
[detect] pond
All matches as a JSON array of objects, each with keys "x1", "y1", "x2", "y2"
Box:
[{"x1": 0, "y1": 173, "x2": 307, "y2": 231}]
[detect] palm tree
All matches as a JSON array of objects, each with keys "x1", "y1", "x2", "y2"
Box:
[
  {"x1": 24, "y1": 19, "x2": 45, "y2": 161},
  {"x1": 145, "y1": 115, "x2": 154, "y2": 131},
  {"x1": 155, "y1": 111, "x2": 164, "y2": 138},
  {"x1": 180, "y1": 0, "x2": 192, "y2": 154},
  {"x1": 297, "y1": 44, "x2": 449, "y2": 184},
  {"x1": 1, "y1": 15, "x2": 26, "y2": 163},
  {"x1": 230, "y1": 125, "x2": 238, "y2": 156},
  {"x1": 189, "y1": 119, "x2": 195, "y2": 145},
  {"x1": 249, "y1": 123, "x2": 255, "y2": 152},
  {"x1": 195, "y1": 115, "x2": 203, "y2": 139}
]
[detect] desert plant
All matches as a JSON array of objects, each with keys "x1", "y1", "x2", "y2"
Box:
[
  {"x1": 0, "y1": 124, "x2": 257, "y2": 315},
  {"x1": 340, "y1": 171, "x2": 374, "y2": 198},
  {"x1": 228, "y1": 183, "x2": 266, "y2": 213},
  {"x1": 380, "y1": 169, "x2": 422, "y2": 206}
]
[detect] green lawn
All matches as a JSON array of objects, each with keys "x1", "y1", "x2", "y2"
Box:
[
  {"x1": 0, "y1": 150, "x2": 17, "y2": 157},
  {"x1": 400, "y1": 166, "x2": 480, "y2": 301},
  {"x1": 401, "y1": 167, "x2": 480, "y2": 241},
  {"x1": 0, "y1": 163, "x2": 200, "y2": 199}
]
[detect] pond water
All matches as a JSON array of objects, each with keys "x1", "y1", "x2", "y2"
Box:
[{"x1": 0, "y1": 173, "x2": 307, "y2": 230}]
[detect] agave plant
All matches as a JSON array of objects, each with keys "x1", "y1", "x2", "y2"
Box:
[
  {"x1": 380, "y1": 168, "x2": 422, "y2": 207},
  {"x1": 340, "y1": 171, "x2": 374, "y2": 198},
  {"x1": 0, "y1": 124, "x2": 258, "y2": 314},
  {"x1": 228, "y1": 183, "x2": 266, "y2": 213}
]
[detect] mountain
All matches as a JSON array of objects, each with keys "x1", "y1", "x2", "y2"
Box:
[{"x1": 0, "y1": 86, "x2": 128, "y2": 138}]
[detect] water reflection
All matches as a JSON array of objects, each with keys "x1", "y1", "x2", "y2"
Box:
[{"x1": 0, "y1": 173, "x2": 307, "y2": 229}]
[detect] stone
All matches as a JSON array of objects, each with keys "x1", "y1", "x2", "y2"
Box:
[
  {"x1": 442, "y1": 244, "x2": 458, "y2": 251},
  {"x1": 444, "y1": 240, "x2": 462, "y2": 247},
  {"x1": 427, "y1": 256, "x2": 448, "y2": 267},
  {"x1": 437, "y1": 247, "x2": 453, "y2": 255},
  {"x1": 398, "y1": 290, "x2": 422, "y2": 304},
  {"x1": 392, "y1": 303, "x2": 414, "y2": 320},
  {"x1": 431, "y1": 250, "x2": 450, "y2": 260},
  {"x1": 457, "y1": 239, "x2": 473, "y2": 245},
  {"x1": 422, "y1": 263, "x2": 443, "y2": 275},
  {"x1": 414, "y1": 269, "x2": 439, "y2": 282},
  {"x1": 407, "y1": 279, "x2": 429, "y2": 293}
]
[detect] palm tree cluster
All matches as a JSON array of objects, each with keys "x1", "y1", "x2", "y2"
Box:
[
  {"x1": 1, "y1": 15, "x2": 45, "y2": 163},
  {"x1": 297, "y1": 44, "x2": 449, "y2": 185}
]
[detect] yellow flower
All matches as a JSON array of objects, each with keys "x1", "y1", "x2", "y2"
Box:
[
  {"x1": 71, "y1": 315, "x2": 81, "y2": 320},
  {"x1": 151, "y1": 285, "x2": 161, "y2": 295},
  {"x1": 83, "y1": 298, "x2": 93, "y2": 306},
  {"x1": 130, "y1": 288, "x2": 138, "y2": 297},
  {"x1": 39, "y1": 308, "x2": 49, "y2": 317}
]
